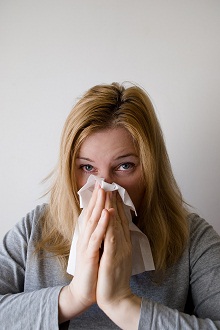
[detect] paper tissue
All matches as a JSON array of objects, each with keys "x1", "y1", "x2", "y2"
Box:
[{"x1": 67, "y1": 175, "x2": 155, "y2": 276}]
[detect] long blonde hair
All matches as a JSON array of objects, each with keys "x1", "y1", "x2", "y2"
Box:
[{"x1": 37, "y1": 82, "x2": 189, "y2": 272}]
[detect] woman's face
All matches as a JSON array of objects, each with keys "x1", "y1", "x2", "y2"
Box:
[{"x1": 75, "y1": 127, "x2": 145, "y2": 212}]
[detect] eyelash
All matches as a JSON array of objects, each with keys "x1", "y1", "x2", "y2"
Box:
[
  {"x1": 79, "y1": 162, "x2": 135, "y2": 173},
  {"x1": 117, "y1": 162, "x2": 135, "y2": 171},
  {"x1": 80, "y1": 164, "x2": 95, "y2": 172}
]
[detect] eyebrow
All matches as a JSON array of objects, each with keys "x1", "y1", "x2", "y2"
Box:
[
  {"x1": 76, "y1": 154, "x2": 139, "y2": 162},
  {"x1": 114, "y1": 153, "x2": 139, "y2": 160},
  {"x1": 76, "y1": 157, "x2": 95, "y2": 162}
]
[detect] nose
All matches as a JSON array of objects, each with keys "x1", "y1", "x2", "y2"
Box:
[{"x1": 98, "y1": 170, "x2": 113, "y2": 184}]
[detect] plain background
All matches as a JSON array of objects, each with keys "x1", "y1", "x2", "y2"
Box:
[{"x1": 0, "y1": 0, "x2": 219, "y2": 239}]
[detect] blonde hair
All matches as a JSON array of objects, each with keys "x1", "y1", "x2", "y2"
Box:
[{"x1": 37, "y1": 82, "x2": 189, "y2": 272}]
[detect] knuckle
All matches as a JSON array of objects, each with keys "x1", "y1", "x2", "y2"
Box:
[
  {"x1": 90, "y1": 232, "x2": 99, "y2": 244},
  {"x1": 110, "y1": 235, "x2": 116, "y2": 244}
]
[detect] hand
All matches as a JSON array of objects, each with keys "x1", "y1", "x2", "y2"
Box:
[
  {"x1": 97, "y1": 192, "x2": 132, "y2": 304},
  {"x1": 96, "y1": 192, "x2": 141, "y2": 329},
  {"x1": 59, "y1": 184, "x2": 110, "y2": 323}
]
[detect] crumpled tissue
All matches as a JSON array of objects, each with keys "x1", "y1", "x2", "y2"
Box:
[{"x1": 67, "y1": 175, "x2": 155, "y2": 276}]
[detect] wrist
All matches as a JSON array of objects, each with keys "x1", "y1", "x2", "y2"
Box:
[
  {"x1": 58, "y1": 284, "x2": 91, "y2": 324},
  {"x1": 100, "y1": 294, "x2": 141, "y2": 330}
]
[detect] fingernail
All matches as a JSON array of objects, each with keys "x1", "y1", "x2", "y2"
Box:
[{"x1": 95, "y1": 180, "x2": 100, "y2": 189}]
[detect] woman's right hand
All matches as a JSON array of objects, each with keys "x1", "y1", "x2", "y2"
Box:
[{"x1": 58, "y1": 184, "x2": 110, "y2": 323}]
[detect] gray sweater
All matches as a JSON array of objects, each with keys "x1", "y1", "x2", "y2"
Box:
[{"x1": 0, "y1": 204, "x2": 220, "y2": 330}]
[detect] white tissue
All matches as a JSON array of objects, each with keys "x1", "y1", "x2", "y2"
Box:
[{"x1": 67, "y1": 175, "x2": 155, "y2": 276}]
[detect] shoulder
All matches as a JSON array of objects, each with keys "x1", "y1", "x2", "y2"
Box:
[
  {"x1": 187, "y1": 213, "x2": 220, "y2": 265},
  {"x1": 22, "y1": 203, "x2": 48, "y2": 229},
  {"x1": 1, "y1": 204, "x2": 48, "y2": 247},
  {"x1": 188, "y1": 213, "x2": 219, "y2": 242},
  {"x1": 0, "y1": 204, "x2": 49, "y2": 279}
]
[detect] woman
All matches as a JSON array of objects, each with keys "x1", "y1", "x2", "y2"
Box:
[{"x1": 0, "y1": 83, "x2": 220, "y2": 329}]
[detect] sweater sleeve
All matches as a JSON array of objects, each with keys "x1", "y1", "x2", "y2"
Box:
[
  {"x1": 0, "y1": 206, "x2": 62, "y2": 330},
  {"x1": 138, "y1": 215, "x2": 220, "y2": 330}
]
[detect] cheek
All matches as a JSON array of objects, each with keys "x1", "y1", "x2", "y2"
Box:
[
  {"x1": 75, "y1": 169, "x2": 87, "y2": 190},
  {"x1": 124, "y1": 183, "x2": 145, "y2": 211}
]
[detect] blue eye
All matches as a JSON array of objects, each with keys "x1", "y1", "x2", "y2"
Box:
[
  {"x1": 81, "y1": 164, "x2": 94, "y2": 172},
  {"x1": 118, "y1": 163, "x2": 134, "y2": 171}
]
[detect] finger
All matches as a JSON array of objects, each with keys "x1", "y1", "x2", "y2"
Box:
[
  {"x1": 88, "y1": 209, "x2": 110, "y2": 254},
  {"x1": 84, "y1": 181, "x2": 101, "y2": 219},
  {"x1": 80, "y1": 182, "x2": 100, "y2": 231},
  {"x1": 104, "y1": 191, "x2": 113, "y2": 210},
  {"x1": 82, "y1": 188, "x2": 106, "y2": 244},
  {"x1": 102, "y1": 208, "x2": 117, "y2": 258},
  {"x1": 115, "y1": 193, "x2": 131, "y2": 243},
  {"x1": 109, "y1": 192, "x2": 130, "y2": 242}
]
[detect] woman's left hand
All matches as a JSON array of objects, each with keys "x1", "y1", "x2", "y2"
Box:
[{"x1": 96, "y1": 192, "x2": 141, "y2": 329}]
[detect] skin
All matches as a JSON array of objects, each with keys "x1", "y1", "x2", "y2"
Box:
[
  {"x1": 58, "y1": 127, "x2": 144, "y2": 329},
  {"x1": 75, "y1": 127, "x2": 145, "y2": 211}
]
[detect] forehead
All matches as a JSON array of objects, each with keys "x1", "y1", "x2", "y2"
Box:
[{"x1": 79, "y1": 127, "x2": 137, "y2": 156}]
